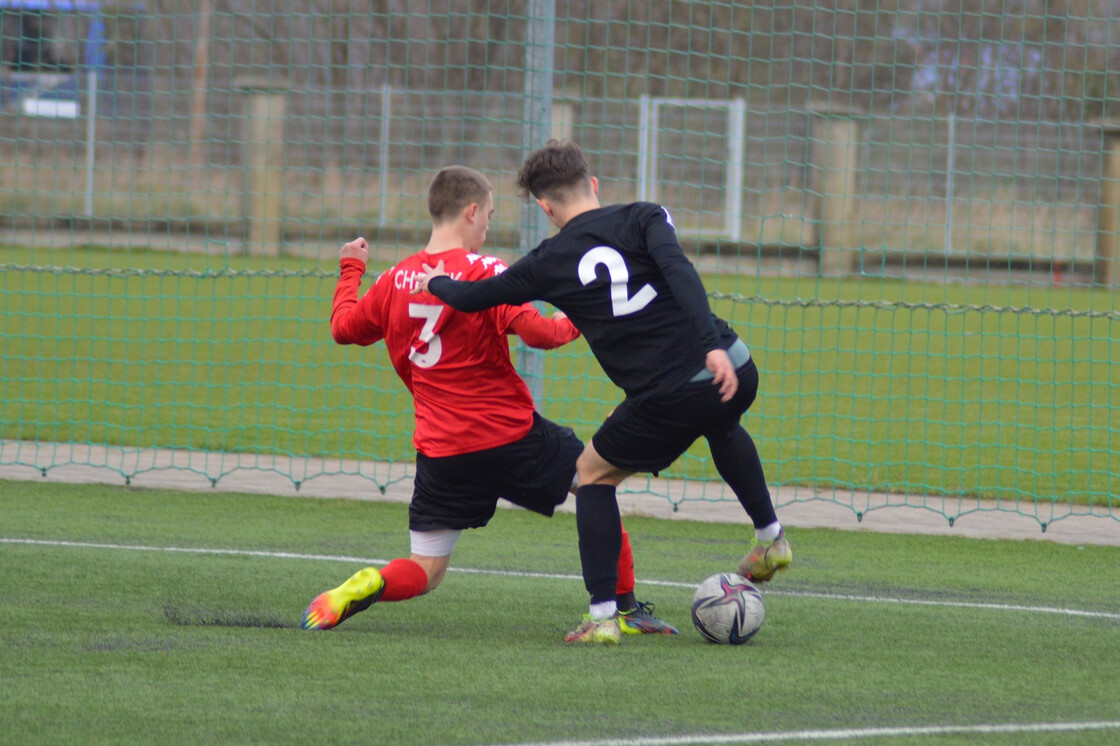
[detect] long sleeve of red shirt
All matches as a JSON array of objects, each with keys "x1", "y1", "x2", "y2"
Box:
[
  {"x1": 331, "y1": 257, "x2": 384, "y2": 346},
  {"x1": 504, "y1": 307, "x2": 580, "y2": 349}
]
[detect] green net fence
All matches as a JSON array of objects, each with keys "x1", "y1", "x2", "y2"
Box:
[{"x1": 1, "y1": 1, "x2": 1117, "y2": 532}]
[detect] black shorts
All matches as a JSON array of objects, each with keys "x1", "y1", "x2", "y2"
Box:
[
  {"x1": 591, "y1": 358, "x2": 760, "y2": 474},
  {"x1": 409, "y1": 412, "x2": 584, "y2": 532}
]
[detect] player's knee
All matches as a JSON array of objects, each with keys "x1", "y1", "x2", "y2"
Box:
[
  {"x1": 576, "y1": 444, "x2": 629, "y2": 486},
  {"x1": 575, "y1": 447, "x2": 603, "y2": 483}
]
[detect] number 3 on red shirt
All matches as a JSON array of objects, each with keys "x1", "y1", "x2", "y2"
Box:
[{"x1": 408, "y1": 303, "x2": 443, "y2": 368}]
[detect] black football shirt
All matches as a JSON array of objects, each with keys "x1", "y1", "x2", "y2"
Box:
[{"x1": 428, "y1": 202, "x2": 739, "y2": 401}]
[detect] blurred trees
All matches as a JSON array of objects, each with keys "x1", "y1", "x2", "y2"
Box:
[{"x1": 106, "y1": 0, "x2": 1120, "y2": 120}]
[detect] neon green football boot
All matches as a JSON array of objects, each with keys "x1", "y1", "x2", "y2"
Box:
[
  {"x1": 564, "y1": 614, "x2": 621, "y2": 644},
  {"x1": 738, "y1": 530, "x2": 792, "y2": 583},
  {"x1": 301, "y1": 567, "x2": 385, "y2": 630}
]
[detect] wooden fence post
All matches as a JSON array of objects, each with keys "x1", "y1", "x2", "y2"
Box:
[
  {"x1": 809, "y1": 105, "x2": 862, "y2": 277},
  {"x1": 237, "y1": 77, "x2": 289, "y2": 257},
  {"x1": 1094, "y1": 121, "x2": 1120, "y2": 288}
]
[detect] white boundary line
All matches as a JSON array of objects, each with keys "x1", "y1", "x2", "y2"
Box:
[
  {"x1": 4, "y1": 537, "x2": 1119, "y2": 745},
  {"x1": 488, "y1": 720, "x2": 1120, "y2": 745},
  {"x1": 3, "y1": 537, "x2": 1119, "y2": 622}
]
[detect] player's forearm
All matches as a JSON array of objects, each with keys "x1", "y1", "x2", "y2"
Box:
[
  {"x1": 428, "y1": 275, "x2": 506, "y2": 312},
  {"x1": 509, "y1": 310, "x2": 580, "y2": 349},
  {"x1": 330, "y1": 258, "x2": 377, "y2": 345}
]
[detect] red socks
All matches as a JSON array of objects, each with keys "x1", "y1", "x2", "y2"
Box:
[
  {"x1": 379, "y1": 558, "x2": 429, "y2": 601},
  {"x1": 616, "y1": 526, "x2": 635, "y2": 596},
  {"x1": 378, "y1": 528, "x2": 634, "y2": 603}
]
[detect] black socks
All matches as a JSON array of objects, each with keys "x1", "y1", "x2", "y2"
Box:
[{"x1": 575, "y1": 483, "x2": 622, "y2": 605}]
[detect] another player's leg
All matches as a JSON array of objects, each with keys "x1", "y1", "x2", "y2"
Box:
[
  {"x1": 706, "y1": 414, "x2": 792, "y2": 582},
  {"x1": 301, "y1": 531, "x2": 453, "y2": 630},
  {"x1": 566, "y1": 444, "x2": 627, "y2": 644},
  {"x1": 565, "y1": 482, "x2": 622, "y2": 643},
  {"x1": 707, "y1": 423, "x2": 792, "y2": 581},
  {"x1": 615, "y1": 526, "x2": 679, "y2": 635}
]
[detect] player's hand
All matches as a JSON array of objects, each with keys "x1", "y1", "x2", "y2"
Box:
[
  {"x1": 340, "y1": 237, "x2": 369, "y2": 264},
  {"x1": 552, "y1": 310, "x2": 569, "y2": 321},
  {"x1": 412, "y1": 260, "x2": 448, "y2": 295},
  {"x1": 706, "y1": 348, "x2": 737, "y2": 402}
]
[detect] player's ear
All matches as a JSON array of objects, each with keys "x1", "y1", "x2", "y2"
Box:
[
  {"x1": 535, "y1": 197, "x2": 554, "y2": 219},
  {"x1": 464, "y1": 202, "x2": 479, "y2": 223},
  {"x1": 589, "y1": 176, "x2": 599, "y2": 197}
]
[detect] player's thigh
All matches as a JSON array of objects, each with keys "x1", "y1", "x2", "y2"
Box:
[
  {"x1": 591, "y1": 399, "x2": 700, "y2": 475},
  {"x1": 575, "y1": 440, "x2": 632, "y2": 486},
  {"x1": 489, "y1": 412, "x2": 583, "y2": 514},
  {"x1": 410, "y1": 452, "x2": 505, "y2": 531},
  {"x1": 703, "y1": 359, "x2": 761, "y2": 438},
  {"x1": 591, "y1": 376, "x2": 755, "y2": 474},
  {"x1": 411, "y1": 414, "x2": 582, "y2": 527}
]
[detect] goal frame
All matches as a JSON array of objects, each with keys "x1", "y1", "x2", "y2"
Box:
[{"x1": 637, "y1": 95, "x2": 746, "y2": 242}]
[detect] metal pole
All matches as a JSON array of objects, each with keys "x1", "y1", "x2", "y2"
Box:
[
  {"x1": 945, "y1": 111, "x2": 956, "y2": 255},
  {"x1": 637, "y1": 95, "x2": 651, "y2": 202},
  {"x1": 518, "y1": 0, "x2": 555, "y2": 404},
  {"x1": 648, "y1": 99, "x2": 661, "y2": 204},
  {"x1": 727, "y1": 98, "x2": 746, "y2": 242},
  {"x1": 83, "y1": 14, "x2": 106, "y2": 219},
  {"x1": 84, "y1": 70, "x2": 98, "y2": 218},
  {"x1": 189, "y1": 0, "x2": 213, "y2": 170},
  {"x1": 378, "y1": 83, "x2": 391, "y2": 229}
]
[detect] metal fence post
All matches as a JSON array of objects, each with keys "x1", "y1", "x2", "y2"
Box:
[{"x1": 518, "y1": 0, "x2": 556, "y2": 403}]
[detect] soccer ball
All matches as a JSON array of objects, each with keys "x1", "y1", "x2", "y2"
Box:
[{"x1": 690, "y1": 572, "x2": 765, "y2": 645}]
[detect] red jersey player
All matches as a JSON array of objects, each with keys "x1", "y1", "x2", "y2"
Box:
[{"x1": 301, "y1": 166, "x2": 676, "y2": 640}]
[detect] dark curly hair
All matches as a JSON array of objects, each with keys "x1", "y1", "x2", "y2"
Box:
[{"x1": 515, "y1": 139, "x2": 593, "y2": 203}]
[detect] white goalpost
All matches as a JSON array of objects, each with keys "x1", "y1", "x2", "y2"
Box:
[{"x1": 637, "y1": 95, "x2": 746, "y2": 242}]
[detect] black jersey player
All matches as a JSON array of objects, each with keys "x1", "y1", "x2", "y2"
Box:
[{"x1": 416, "y1": 141, "x2": 792, "y2": 643}]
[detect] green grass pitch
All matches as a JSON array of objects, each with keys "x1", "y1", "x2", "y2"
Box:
[{"x1": 1, "y1": 479, "x2": 1118, "y2": 745}]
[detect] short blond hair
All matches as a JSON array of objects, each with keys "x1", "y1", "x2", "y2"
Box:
[{"x1": 428, "y1": 166, "x2": 493, "y2": 224}]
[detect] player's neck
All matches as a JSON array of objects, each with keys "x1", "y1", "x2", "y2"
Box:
[
  {"x1": 424, "y1": 224, "x2": 472, "y2": 255},
  {"x1": 552, "y1": 197, "x2": 600, "y2": 229}
]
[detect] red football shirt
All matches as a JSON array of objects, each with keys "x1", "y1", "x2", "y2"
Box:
[{"x1": 331, "y1": 248, "x2": 579, "y2": 457}]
